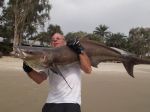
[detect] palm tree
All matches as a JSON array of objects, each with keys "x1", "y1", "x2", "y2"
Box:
[
  {"x1": 93, "y1": 24, "x2": 110, "y2": 42},
  {"x1": 106, "y1": 32, "x2": 127, "y2": 49}
]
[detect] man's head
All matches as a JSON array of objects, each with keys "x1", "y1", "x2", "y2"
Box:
[{"x1": 50, "y1": 33, "x2": 66, "y2": 47}]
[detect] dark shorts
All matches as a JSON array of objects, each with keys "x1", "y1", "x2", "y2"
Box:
[{"x1": 42, "y1": 103, "x2": 81, "y2": 112}]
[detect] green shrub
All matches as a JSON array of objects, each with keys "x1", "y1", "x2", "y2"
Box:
[{"x1": 0, "y1": 42, "x2": 13, "y2": 55}]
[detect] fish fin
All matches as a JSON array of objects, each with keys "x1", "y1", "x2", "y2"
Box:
[
  {"x1": 111, "y1": 47, "x2": 136, "y2": 56},
  {"x1": 51, "y1": 64, "x2": 72, "y2": 89},
  {"x1": 49, "y1": 66, "x2": 58, "y2": 74},
  {"x1": 90, "y1": 58, "x2": 101, "y2": 68},
  {"x1": 122, "y1": 61, "x2": 135, "y2": 78}
]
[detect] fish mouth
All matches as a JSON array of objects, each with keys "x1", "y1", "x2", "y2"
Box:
[
  {"x1": 14, "y1": 46, "x2": 41, "y2": 59},
  {"x1": 21, "y1": 50, "x2": 49, "y2": 66},
  {"x1": 14, "y1": 46, "x2": 48, "y2": 64},
  {"x1": 14, "y1": 47, "x2": 26, "y2": 59},
  {"x1": 16, "y1": 49, "x2": 34, "y2": 59}
]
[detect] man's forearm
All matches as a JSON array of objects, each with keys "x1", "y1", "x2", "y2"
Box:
[
  {"x1": 23, "y1": 62, "x2": 47, "y2": 84},
  {"x1": 66, "y1": 39, "x2": 92, "y2": 73},
  {"x1": 79, "y1": 52, "x2": 92, "y2": 74},
  {"x1": 27, "y1": 70, "x2": 47, "y2": 84}
]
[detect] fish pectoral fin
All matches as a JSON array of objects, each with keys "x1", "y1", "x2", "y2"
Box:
[
  {"x1": 49, "y1": 66, "x2": 58, "y2": 74},
  {"x1": 50, "y1": 64, "x2": 72, "y2": 89},
  {"x1": 90, "y1": 57, "x2": 101, "y2": 68},
  {"x1": 122, "y1": 61, "x2": 134, "y2": 78}
]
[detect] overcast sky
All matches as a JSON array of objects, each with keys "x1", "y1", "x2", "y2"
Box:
[{"x1": 49, "y1": 0, "x2": 150, "y2": 35}]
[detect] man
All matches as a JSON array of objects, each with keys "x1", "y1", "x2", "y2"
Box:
[{"x1": 23, "y1": 33, "x2": 92, "y2": 112}]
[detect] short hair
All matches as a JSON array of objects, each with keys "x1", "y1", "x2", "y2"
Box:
[
  {"x1": 50, "y1": 32, "x2": 63, "y2": 38},
  {"x1": 50, "y1": 32, "x2": 56, "y2": 37}
]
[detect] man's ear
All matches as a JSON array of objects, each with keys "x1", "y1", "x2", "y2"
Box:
[{"x1": 64, "y1": 41, "x2": 67, "y2": 45}]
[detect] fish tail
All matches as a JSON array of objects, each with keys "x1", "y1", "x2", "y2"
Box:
[{"x1": 122, "y1": 56, "x2": 150, "y2": 78}]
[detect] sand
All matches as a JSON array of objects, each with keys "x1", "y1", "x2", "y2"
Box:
[{"x1": 0, "y1": 56, "x2": 150, "y2": 112}]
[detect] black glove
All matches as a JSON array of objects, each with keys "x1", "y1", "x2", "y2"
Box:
[
  {"x1": 67, "y1": 39, "x2": 84, "y2": 54},
  {"x1": 23, "y1": 61, "x2": 33, "y2": 74}
]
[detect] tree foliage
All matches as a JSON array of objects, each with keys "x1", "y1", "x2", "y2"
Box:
[
  {"x1": 0, "y1": 0, "x2": 4, "y2": 7},
  {"x1": 65, "y1": 31, "x2": 88, "y2": 41},
  {"x1": 47, "y1": 24, "x2": 63, "y2": 37},
  {"x1": 0, "y1": 6, "x2": 14, "y2": 42},
  {"x1": 30, "y1": 32, "x2": 49, "y2": 46},
  {"x1": 1, "y1": 3, "x2": 150, "y2": 57},
  {"x1": 93, "y1": 24, "x2": 110, "y2": 42},
  {"x1": 29, "y1": 24, "x2": 63, "y2": 46},
  {"x1": 83, "y1": 33, "x2": 103, "y2": 42},
  {"x1": 106, "y1": 32, "x2": 127, "y2": 50},
  {"x1": 1, "y1": 0, "x2": 51, "y2": 50},
  {"x1": 128, "y1": 27, "x2": 150, "y2": 57}
]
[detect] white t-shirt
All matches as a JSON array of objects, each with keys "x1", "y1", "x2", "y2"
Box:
[{"x1": 43, "y1": 62, "x2": 82, "y2": 105}]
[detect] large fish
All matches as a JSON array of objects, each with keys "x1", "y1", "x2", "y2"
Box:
[{"x1": 15, "y1": 39, "x2": 150, "y2": 78}]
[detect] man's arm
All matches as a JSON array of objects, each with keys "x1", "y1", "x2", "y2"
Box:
[
  {"x1": 79, "y1": 52, "x2": 92, "y2": 74},
  {"x1": 67, "y1": 39, "x2": 92, "y2": 74},
  {"x1": 23, "y1": 62, "x2": 47, "y2": 84}
]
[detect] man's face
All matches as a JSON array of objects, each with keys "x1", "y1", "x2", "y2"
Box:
[{"x1": 51, "y1": 33, "x2": 66, "y2": 47}]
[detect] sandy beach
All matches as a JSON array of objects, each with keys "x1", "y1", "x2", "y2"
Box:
[{"x1": 0, "y1": 56, "x2": 150, "y2": 112}]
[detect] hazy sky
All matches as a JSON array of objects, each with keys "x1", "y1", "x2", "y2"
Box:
[{"x1": 49, "y1": 0, "x2": 150, "y2": 35}]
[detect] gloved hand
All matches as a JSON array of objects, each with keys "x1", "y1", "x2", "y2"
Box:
[
  {"x1": 23, "y1": 61, "x2": 33, "y2": 74},
  {"x1": 67, "y1": 39, "x2": 84, "y2": 54}
]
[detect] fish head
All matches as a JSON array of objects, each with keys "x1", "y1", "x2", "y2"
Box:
[
  {"x1": 23, "y1": 50, "x2": 43, "y2": 59},
  {"x1": 16, "y1": 46, "x2": 52, "y2": 69},
  {"x1": 24, "y1": 50, "x2": 52, "y2": 68}
]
